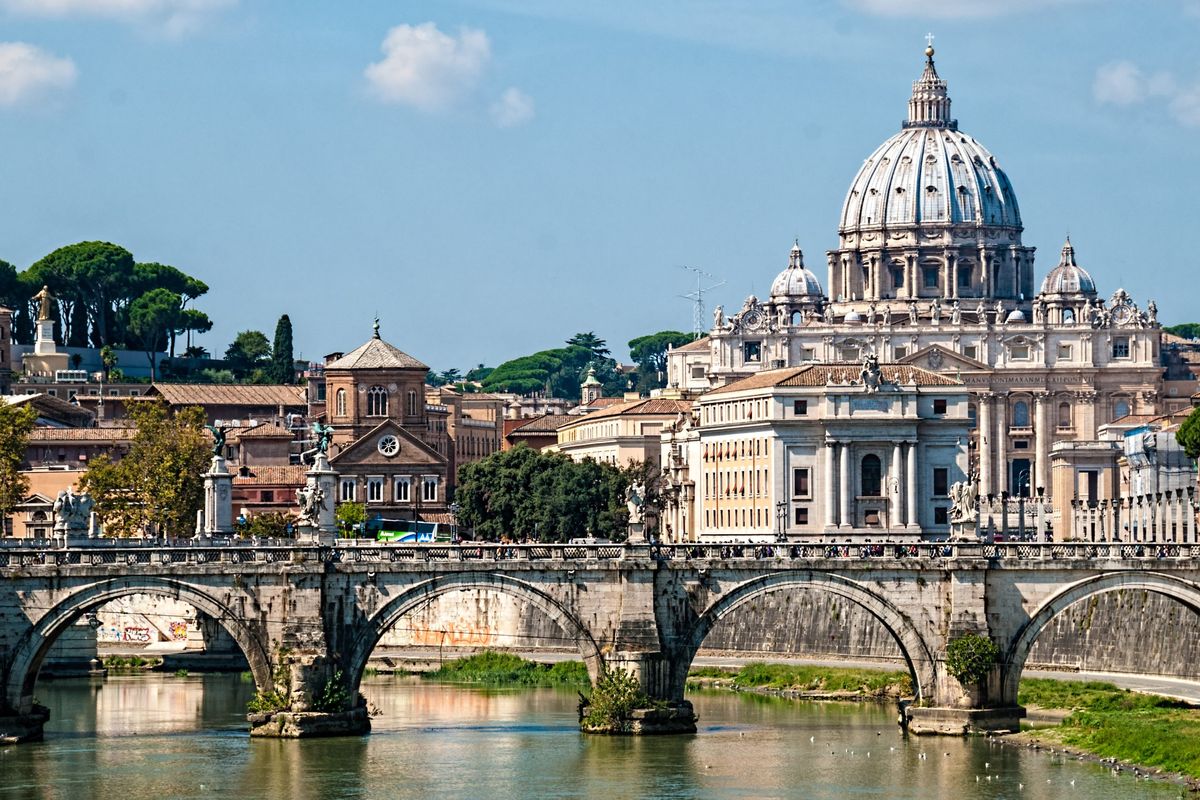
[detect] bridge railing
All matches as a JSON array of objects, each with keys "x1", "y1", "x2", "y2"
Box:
[{"x1": 3, "y1": 538, "x2": 1200, "y2": 567}]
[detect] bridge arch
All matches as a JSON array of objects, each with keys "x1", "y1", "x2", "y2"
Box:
[
  {"x1": 676, "y1": 570, "x2": 937, "y2": 701},
  {"x1": 4, "y1": 577, "x2": 273, "y2": 715},
  {"x1": 1001, "y1": 571, "x2": 1200, "y2": 704},
  {"x1": 346, "y1": 572, "x2": 604, "y2": 691}
]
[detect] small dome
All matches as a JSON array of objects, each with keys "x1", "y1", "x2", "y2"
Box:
[
  {"x1": 769, "y1": 241, "x2": 825, "y2": 301},
  {"x1": 1005, "y1": 308, "x2": 1027, "y2": 323},
  {"x1": 1039, "y1": 238, "x2": 1097, "y2": 296},
  {"x1": 843, "y1": 310, "x2": 863, "y2": 324}
]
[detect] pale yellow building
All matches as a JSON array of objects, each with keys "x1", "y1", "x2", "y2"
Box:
[{"x1": 554, "y1": 397, "x2": 693, "y2": 467}]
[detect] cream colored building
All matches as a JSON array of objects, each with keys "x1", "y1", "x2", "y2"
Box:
[
  {"x1": 554, "y1": 396, "x2": 693, "y2": 467},
  {"x1": 661, "y1": 363, "x2": 969, "y2": 542},
  {"x1": 666, "y1": 46, "x2": 1185, "y2": 504}
]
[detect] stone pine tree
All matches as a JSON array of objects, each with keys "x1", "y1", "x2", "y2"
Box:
[{"x1": 271, "y1": 314, "x2": 295, "y2": 384}]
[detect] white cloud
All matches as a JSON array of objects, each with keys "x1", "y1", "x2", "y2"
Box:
[
  {"x1": 0, "y1": 0, "x2": 235, "y2": 36},
  {"x1": 1093, "y1": 60, "x2": 1200, "y2": 128},
  {"x1": 490, "y1": 86, "x2": 534, "y2": 127},
  {"x1": 365, "y1": 22, "x2": 491, "y2": 112},
  {"x1": 843, "y1": 0, "x2": 1089, "y2": 17},
  {"x1": 0, "y1": 42, "x2": 76, "y2": 107}
]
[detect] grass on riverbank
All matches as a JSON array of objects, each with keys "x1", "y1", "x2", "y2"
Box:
[
  {"x1": 689, "y1": 663, "x2": 913, "y2": 696},
  {"x1": 423, "y1": 652, "x2": 590, "y2": 687},
  {"x1": 1018, "y1": 678, "x2": 1200, "y2": 779}
]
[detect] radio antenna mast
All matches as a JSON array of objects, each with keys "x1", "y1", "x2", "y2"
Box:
[{"x1": 678, "y1": 265, "x2": 725, "y2": 340}]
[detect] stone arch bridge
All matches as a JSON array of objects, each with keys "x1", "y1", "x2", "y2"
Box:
[{"x1": 4, "y1": 539, "x2": 1200, "y2": 741}]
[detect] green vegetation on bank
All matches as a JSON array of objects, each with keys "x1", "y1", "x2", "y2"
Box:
[
  {"x1": 689, "y1": 662, "x2": 914, "y2": 696},
  {"x1": 423, "y1": 652, "x2": 590, "y2": 687},
  {"x1": 1019, "y1": 678, "x2": 1200, "y2": 779}
]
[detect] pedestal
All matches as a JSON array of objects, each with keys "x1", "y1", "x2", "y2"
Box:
[
  {"x1": 203, "y1": 456, "x2": 234, "y2": 535},
  {"x1": 627, "y1": 520, "x2": 646, "y2": 544},
  {"x1": 296, "y1": 453, "x2": 338, "y2": 545},
  {"x1": 903, "y1": 704, "x2": 1025, "y2": 735}
]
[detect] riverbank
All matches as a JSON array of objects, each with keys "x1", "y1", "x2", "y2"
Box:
[
  {"x1": 687, "y1": 662, "x2": 912, "y2": 701},
  {"x1": 1001, "y1": 678, "x2": 1200, "y2": 788},
  {"x1": 420, "y1": 651, "x2": 590, "y2": 687}
]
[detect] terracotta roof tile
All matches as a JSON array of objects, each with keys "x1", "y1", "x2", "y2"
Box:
[
  {"x1": 325, "y1": 336, "x2": 427, "y2": 370},
  {"x1": 28, "y1": 426, "x2": 136, "y2": 442},
  {"x1": 704, "y1": 363, "x2": 961, "y2": 396},
  {"x1": 562, "y1": 397, "x2": 692, "y2": 424},
  {"x1": 230, "y1": 423, "x2": 296, "y2": 440},
  {"x1": 151, "y1": 384, "x2": 306, "y2": 407},
  {"x1": 509, "y1": 414, "x2": 573, "y2": 434},
  {"x1": 672, "y1": 337, "x2": 710, "y2": 353},
  {"x1": 232, "y1": 465, "x2": 309, "y2": 486}
]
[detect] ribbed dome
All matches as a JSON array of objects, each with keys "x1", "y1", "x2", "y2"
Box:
[
  {"x1": 839, "y1": 49, "x2": 1021, "y2": 233},
  {"x1": 1039, "y1": 238, "x2": 1096, "y2": 296},
  {"x1": 770, "y1": 241, "x2": 824, "y2": 301}
]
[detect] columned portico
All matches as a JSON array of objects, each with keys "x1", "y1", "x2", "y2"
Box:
[
  {"x1": 906, "y1": 441, "x2": 918, "y2": 529},
  {"x1": 892, "y1": 441, "x2": 904, "y2": 527},
  {"x1": 839, "y1": 442, "x2": 852, "y2": 528},
  {"x1": 978, "y1": 394, "x2": 993, "y2": 496},
  {"x1": 1034, "y1": 393, "x2": 1049, "y2": 493},
  {"x1": 824, "y1": 440, "x2": 837, "y2": 529}
]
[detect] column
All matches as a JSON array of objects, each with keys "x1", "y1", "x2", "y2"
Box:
[
  {"x1": 996, "y1": 397, "x2": 1008, "y2": 495},
  {"x1": 1034, "y1": 393, "x2": 1049, "y2": 493},
  {"x1": 1150, "y1": 493, "x2": 1160, "y2": 542},
  {"x1": 978, "y1": 393, "x2": 993, "y2": 497},
  {"x1": 1188, "y1": 489, "x2": 1197, "y2": 543},
  {"x1": 892, "y1": 441, "x2": 904, "y2": 531},
  {"x1": 906, "y1": 441, "x2": 919, "y2": 529},
  {"x1": 825, "y1": 441, "x2": 837, "y2": 529},
  {"x1": 839, "y1": 443, "x2": 852, "y2": 529}
]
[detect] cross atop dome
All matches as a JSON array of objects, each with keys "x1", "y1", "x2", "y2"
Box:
[{"x1": 905, "y1": 39, "x2": 955, "y2": 130}]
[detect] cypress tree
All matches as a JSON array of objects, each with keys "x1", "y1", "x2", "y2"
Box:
[{"x1": 271, "y1": 314, "x2": 295, "y2": 384}]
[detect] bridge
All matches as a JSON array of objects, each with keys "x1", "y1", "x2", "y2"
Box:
[{"x1": 4, "y1": 538, "x2": 1200, "y2": 741}]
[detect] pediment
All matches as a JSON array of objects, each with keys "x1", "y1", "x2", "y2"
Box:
[
  {"x1": 330, "y1": 420, "x2": 447, "y2": 468},
  {"x1": 899, "y1": 344, "x2": 989, "y2": 372}
]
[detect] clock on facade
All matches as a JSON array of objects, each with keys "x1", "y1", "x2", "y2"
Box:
[{"x1": 377, "y1": 435, "x2": 400, "y2": 457}]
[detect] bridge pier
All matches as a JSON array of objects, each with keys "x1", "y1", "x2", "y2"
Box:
[
  {"x1": 247, "y1": 651, "x2": 371, "y2": 739},
  {"x1": 0, "y1": 704, "x2": 50, "y2": 744},
  {"x1": 589, "y1": 651, "x2": 697, "y2": 735}
]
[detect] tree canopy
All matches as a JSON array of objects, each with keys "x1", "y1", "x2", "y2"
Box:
[
  {"x1": 225, "y1": 330, "x2": 272, "y2": 381},
  {"x1": 454, "y1": 446, "x2": 645, "y2": 541},
  {"x1": 270, "y1": 314, "x2": 295, "y2": 384},
  {"x1": 129, "y1": 288, "x2": 183, "y2": 381},
  {"x1": 1166, "y1": 323, "x2": 1200, "y2": 341},
  {"x1": 629, "y1": 330, "x2": 695, "y2": 391},
  {"x1": 0, "y1": 402, "x2": 38, "y2": 523},
  {"x1": 81, "y1": 401, "x2": 211, "y2": 537},
  {"x1": 1176, "y1": 406, "x2": 1200, "y2": 460}
]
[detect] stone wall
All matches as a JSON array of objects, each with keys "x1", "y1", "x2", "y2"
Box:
[{"x1": 376, "y1": 589, "x2": 569, "y2": 651}]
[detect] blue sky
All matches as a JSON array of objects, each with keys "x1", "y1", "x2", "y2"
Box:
[{"x1": 0, "y1": 0, "x2": 1197, "y2": 370}]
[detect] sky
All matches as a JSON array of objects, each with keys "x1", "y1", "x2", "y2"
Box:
[{"x1": 0, "y1": 0, "x2": 1197, "y2": 371}]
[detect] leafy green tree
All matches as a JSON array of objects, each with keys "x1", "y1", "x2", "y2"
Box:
[
  {"x1": 1166, "y1": 323, "x2": 1200, "y2": 340},
  {"x1": 566, "y1": 331, "x2": 610, "y2": 359},
  {"x1": 1176, "y1": 406, "x2": 1200, "y2": 460},
  {"x1": 629, "y1": 330, "x2": 695, "y2": 391},
  {"x1": 270, "y1": 314, "x2": 295, "y2": 384},
  {"x1": 464, "y1": 363, "x2": 492, "y2": 383},
  {"x1": 99, "y1": 345, "x2": 119, "y2": 382},
  {"x1": 335, "y1": 501, "x2": 367, "y2": 537},
  {"x1": 81, "y1": 401, "x2": 210, "y2": 537},
  {"x1": 455, "y1": 446, "x2": 632, "y2": 541},
  {"x1": 27, "y1": 242, "x2": 137, "y2": 347},
  {"x1": 225, "y1": 330, "x2": 272, "y2": 379},
  {"x1": 945, "y1": 634, "x2": 1000, "y2": 686},
  {"x1": 129, "y1": 288, "x2": 183, "y2": 381},
  {"x1": 0, "y1": 402, "x2": 37, "y2": 530}
]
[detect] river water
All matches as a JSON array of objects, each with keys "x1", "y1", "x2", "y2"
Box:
[{"x1": 1, "y1": 673, "x2": 1184, "y2": 800}]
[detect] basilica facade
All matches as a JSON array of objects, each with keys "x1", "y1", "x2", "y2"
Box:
[{"x1": 666, "y1": 45, "x2": 1178, "y2": 511}]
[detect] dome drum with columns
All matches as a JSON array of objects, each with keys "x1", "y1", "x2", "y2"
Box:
[{"x1": 666, "y1": 44, "x2": 1176, "y2": 523}]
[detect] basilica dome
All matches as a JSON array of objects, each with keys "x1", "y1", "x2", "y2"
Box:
[
  {"x1": 838, "y1": 48, "x2": 1021, "y2": 234},
  {"x1": 1039, "y1": 238, "x2": 1096, "y2": 296},
  {"x1": 770, "y1": 241, "x2": 824, "y2": 301}
]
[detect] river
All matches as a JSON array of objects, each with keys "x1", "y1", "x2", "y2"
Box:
[{"x1": 1, "y1": 673, "x2": 1183, "y2": 799}]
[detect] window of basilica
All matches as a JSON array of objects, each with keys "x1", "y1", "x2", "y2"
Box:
[{"x1": 367, "y1": 385, "x2": 388, "y2": 416}]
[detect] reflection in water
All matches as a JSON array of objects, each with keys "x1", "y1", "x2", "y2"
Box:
[{"x1": 0, "y1": 674, "x2": 1180, "y2": 800}]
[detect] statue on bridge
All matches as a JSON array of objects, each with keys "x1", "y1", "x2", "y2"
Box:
[
  {"x1": 300, "y1": 422, "x2": 334, "y2": 465},
  {"x1": 205, "y1": 424, "x2": 231, "y2": 458},
  {"x1": 52, "y1": 488, "x2": 94, "y2": 540},
  {"x1": 948, "y1": 473, "x2": 979, "y2": 525},
  {"x1": 296, "y1": 483, "x2": 327, "y2": 527},
  {"x1": 625, "y1": 480, "x2": 646, "y2": 524}
]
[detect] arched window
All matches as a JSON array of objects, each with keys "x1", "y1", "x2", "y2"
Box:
[
  {"x1": 407, "y1": 390, "x2": 418, "y2": 416},
  {"x1": 367, "y1": 385, "x2": 388, "y2": 416},
  {"x1": 1114, "y1": 399, "x2": 1131, "y2": 420},
  {"x1": 861, "y1": 454, "x2": 882, "y2": 497},
  {"x1": 1012, "y1": 400, "x2": 1030, "y2": 427},
  {"x1": 335, "y1": 388, "x2": 346, "y2": 417},
  {"x1": 1057, "y1": 402, "x2": 1071, "y2": 429},
  {"x1": 1062, "y1": 307, "x2": 1075, "y2": 324}
]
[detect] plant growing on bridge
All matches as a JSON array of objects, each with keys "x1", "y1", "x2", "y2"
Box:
[
  {"x1": 247, "y1": 648, "x2": 294, "y2": 714},
  {"x1": 945, "y1": 633, "x2": 1001, "y2": 686},
  {"x1": 311, "y1": 668, "x2": 351, "y2": 713},
  {"x1": 580, "y1": 667, "x2": 655, "y2": 731}
]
